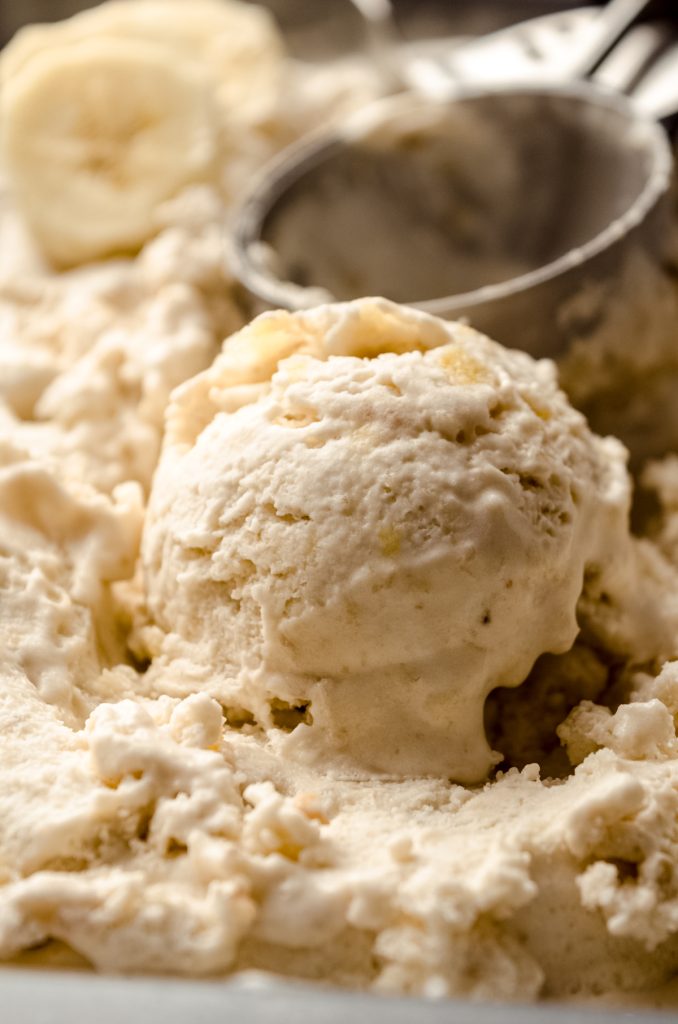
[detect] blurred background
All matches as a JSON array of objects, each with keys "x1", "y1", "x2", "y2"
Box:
[
  {"x1": 3, "y1": 0, "x2": 676, "y2": 105},
  {"x1": 0, "y1": 1, "x2": 599, "y2": 55}
]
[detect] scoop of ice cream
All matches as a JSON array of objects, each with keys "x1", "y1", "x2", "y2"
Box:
[{"x1": 143, "y1": 298, "x2": 630, "y2": 782}]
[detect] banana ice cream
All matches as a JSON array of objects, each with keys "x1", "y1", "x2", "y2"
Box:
[
  {"x1": 4, "y1": 289, "x2": 678, "y2": 1003},
  {"x1": 141, "y1": 300, "x2": 631, "y2": 783},
  {"x1": 5, "y1": 0, "x2": 678, "y2": 1012}
]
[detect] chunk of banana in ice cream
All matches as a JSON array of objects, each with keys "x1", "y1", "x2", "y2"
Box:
[{"x1": 143, "y1": 299, "x2": 631, "y2": 781}]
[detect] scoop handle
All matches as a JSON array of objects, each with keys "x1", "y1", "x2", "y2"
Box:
[
  {"x1": 570, "y1": 0, "x2": 654, "y2": 78},
  {"x1": 346, "y1": 0, "x2": 402, "y2": 89}
]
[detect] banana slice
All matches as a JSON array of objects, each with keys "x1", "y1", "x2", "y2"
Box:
[
  {"x1": 1, "y1": 38, "x2": 220, "y2": 267},
  {"x1": 1, "y1": 0, "x2": 285, "y2": 125}
]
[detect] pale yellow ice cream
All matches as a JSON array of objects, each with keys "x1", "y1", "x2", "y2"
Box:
[
  {"x1": 5, "y1": 0, "x2": 678, "y2": 1009},
  {"x1": 2, "y1": 297, "x2": 678, "y2": 1002},
  {"x1": 142, "y1": 298, "x2": 632, "y2": 782}
]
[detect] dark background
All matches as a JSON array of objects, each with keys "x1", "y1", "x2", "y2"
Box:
[{"x1": 0, "y1": 0, "x2": 594, "y2": 54}]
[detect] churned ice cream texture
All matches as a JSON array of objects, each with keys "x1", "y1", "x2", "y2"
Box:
[
  {"x1": 142, "y1": 299, "x2": 632, "y2": 782},
  {"x1": 0, "y1": 0, "x2": 383, "y2": 496},
  {"x1": 5, "y1": 297, "x2": 678, "y2": 1003},
  {"x1": 5, "y1": 0, "x2": 678, "y2": 1007}
]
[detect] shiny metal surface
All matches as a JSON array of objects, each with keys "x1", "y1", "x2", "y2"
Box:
[
  {"x1": 230, "y1": 2, "x2": 678, "y2": 358},
  {"x1": 4, "y1": 969, "x2": 678, "y2": 1024},
  {"x1": 231, "y1": 82, "x2": 673, "y2": 358}
]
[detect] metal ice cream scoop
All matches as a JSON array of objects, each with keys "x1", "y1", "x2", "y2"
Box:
[{"x1": 230, "y1": 2, "x2": 677, "y2": 359}]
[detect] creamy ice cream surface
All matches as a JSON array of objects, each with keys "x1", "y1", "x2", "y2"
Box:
[
  {"x1": 142, "y1": 299, "x2": 631, "y2": 782},
  {"x1": 6, "y1": 0, "x2": 678, "y2": 1010},
  {"x1": 4, "y1": 289, "x2": 678, "y2": 1000}
]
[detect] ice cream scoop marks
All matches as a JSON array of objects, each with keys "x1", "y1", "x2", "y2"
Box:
[{"x1": 143, "y1": 298, "x2": 630, "y2": 784}]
